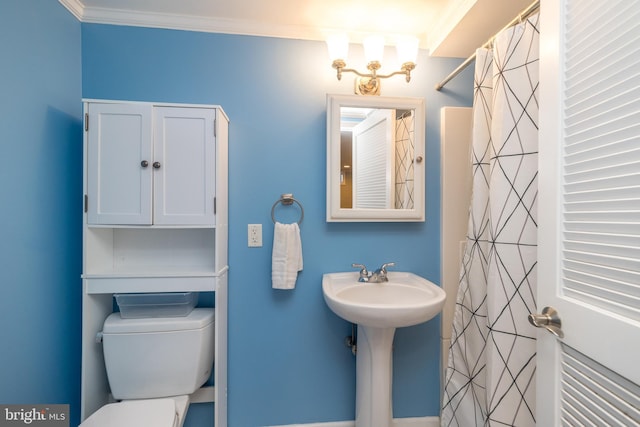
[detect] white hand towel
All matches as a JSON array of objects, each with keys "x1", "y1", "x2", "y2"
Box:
[{"x1": 271, "y1": 222, "x2": 303, "y2": 289}]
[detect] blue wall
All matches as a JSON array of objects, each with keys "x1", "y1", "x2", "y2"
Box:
[
  {"x1": 0, "y1": 1, "x2": 473, "y2": 425},
  {"x1": 81, "y1": 24, "x2": 473, "y2": 426},
  {"x1": 0, "y1": 1, "x2": 83, "y2": 426}
]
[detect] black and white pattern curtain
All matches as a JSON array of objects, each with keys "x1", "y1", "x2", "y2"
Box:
[
  {"x1": 441, "y1": 13, "x2": 539, "y2": 427},
  {"x1": 395, "y1": 111, "x2": 415, "y2": 209}
]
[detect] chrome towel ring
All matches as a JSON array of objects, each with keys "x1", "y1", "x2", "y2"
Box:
[{"x1": 271, "y1": 193, "x2": 304, "y2": 225}]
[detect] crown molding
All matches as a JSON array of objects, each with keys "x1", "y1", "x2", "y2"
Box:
[
  {"x1": 58, "y1": 0, "x2": 326, "y2": 42},
  {"x1": 58, "y1": 0, "x2": 84, "y2": 20},
  {"x1": 57, "y1": 0, "x2": 435, "y2": 48}
]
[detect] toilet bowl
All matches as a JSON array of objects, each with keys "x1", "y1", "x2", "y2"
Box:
[{"x1": 80, "y1": 308, "x2": 214, "y2": 427}]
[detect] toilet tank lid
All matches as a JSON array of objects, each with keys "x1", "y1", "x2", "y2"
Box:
[{"x1": 103, "y1": 308, "x2": 214, "y2": 334}]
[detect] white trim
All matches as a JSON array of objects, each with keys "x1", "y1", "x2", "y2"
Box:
[
  {"x1": 266, "y1": 417, "x2": 439, "y2": 427},
  {"x1": 58, "y1": 0, "x2": 84, "y2": 20},
  {"x1": 189, "y1": 386, "x2": 215, "y2": 404},
  {"x1": 428, "y1": 0, "x2": 477, "y2": 55},
  {"x1": 326, "y1": 94, "x2": 426, "y2": 222},
  {"x1": 58, "y1": 0, "x2": 327, "y2": 41},
  {"x1": 82, "y1": 98, "x2": 222, "y2": 110}
]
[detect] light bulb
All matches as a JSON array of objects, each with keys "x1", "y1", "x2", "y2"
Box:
[
  {"x1": 326, "y1": 33, "x2": 349, "y2": 61},
  {"x1": 363, "y1": 35, "x2": 385, "y2": 63},
  {"x1": 396, "y1": 36, "x2": 419, "y2": 65}
]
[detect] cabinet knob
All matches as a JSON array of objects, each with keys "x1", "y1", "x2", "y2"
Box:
[
  {"x1": 153, "y1": 161, "x2": 161, "y2": 169},
  {"x1": 140, "y1": 160, "x2": 149, "y2": 168}
]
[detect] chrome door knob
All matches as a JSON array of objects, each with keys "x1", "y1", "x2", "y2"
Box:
[{"x1": 528, "y1": 306, "x2": 564, "y2": 338}]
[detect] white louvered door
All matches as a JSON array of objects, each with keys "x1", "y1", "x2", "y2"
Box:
[
  {"x1": 352, "y1": 109, "x2": 395, "y2": 209},
  {"x1": 537, "y1": 0, "x2": 640, "y2": 425}
]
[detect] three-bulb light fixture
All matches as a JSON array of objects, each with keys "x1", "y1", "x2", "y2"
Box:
[{"x1": 326, "y1": 34, "x2": 419, "y2": 96}]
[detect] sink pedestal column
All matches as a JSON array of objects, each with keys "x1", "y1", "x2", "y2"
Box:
[{"x1": 355, "y1": 325, "x2": 396, "y2": 427}]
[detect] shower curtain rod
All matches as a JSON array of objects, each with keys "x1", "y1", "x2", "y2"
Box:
[{"x1": 434, "y1": 0, "x2": 540, "y2": 91}]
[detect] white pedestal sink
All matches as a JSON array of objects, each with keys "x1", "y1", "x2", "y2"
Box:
[{"x1": 322, "y1": 272, "x2": 446, "y2": 427}]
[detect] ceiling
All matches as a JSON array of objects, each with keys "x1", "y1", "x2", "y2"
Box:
[{"x1": 59, "y1": 0, "x2": 535, "y2": 58}]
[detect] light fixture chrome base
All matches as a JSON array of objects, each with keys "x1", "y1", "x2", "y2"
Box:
[{"x1": 355, "y1": 77, "x2": 381, "y2": 96}]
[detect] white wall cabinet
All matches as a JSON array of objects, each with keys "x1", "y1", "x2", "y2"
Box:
[
  {"x1": 80, "y1": 99, "x2": 229, "y2": 427},
  {"x1": 86, "y1": 103, "x2": 217, "y2": 226}
]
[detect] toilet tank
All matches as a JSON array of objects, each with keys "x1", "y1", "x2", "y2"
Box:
[{"x1": 102, "y1": 308, "x2": 214, "y2": 400}]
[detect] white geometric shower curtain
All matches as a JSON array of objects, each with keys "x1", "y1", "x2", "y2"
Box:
[
  {"x1": 441, "y1": 14, "x2": 539, "y2": 427},
  {"x1": 395, "y1": 111, "x2": 415, "y2": 209}
]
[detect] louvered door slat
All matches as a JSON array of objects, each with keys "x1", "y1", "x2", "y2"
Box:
[{"x1": 561, "y1": 345, "x2": 640, "y2": 426}]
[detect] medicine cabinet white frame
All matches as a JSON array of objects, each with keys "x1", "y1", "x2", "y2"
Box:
[{"x1": 326, "y1": 94, "x2": 426, "y2": 222}]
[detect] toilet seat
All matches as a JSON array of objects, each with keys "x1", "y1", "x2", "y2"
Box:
[{"x1": 80, "y1": 398, "x2": 179, "y2": 427}]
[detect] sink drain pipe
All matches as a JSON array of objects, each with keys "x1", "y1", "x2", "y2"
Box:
[{"x1": 345, "y1": 323, "x2": 357, "y2": 356}]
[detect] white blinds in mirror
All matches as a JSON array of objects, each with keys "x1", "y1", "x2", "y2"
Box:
[
  {"x1": 561, "y1": 0, "x2": 640, "y2": 322},
  {"x1": 353, "y1": 109, "x2": 394, "y2": 209}
]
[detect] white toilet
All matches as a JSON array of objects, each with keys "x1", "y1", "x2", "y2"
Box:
[{"x1": 80, "y1": 308, "x2": 215, "y2": 427}]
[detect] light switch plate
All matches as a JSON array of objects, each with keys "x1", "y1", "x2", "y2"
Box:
[{"x1": 248, "y1": 224, "x2": 262, "y2": 247}]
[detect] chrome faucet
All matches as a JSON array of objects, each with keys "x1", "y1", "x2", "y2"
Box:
[
  {"x1": 371, "y1": 262, "x2": 395, "y2": 282},
  {"x1": 352, "y1": 262, "x2": 395, "y2": 283},
  {"x1": 352, "y1": 263, "x2": 370, "y2": 282}
]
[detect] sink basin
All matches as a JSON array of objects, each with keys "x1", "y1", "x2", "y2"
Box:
[{"x1": 322, "y1": 271, "x2": 446, "y2": 328}]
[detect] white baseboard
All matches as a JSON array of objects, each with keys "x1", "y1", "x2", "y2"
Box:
[{"x1": 266, "y1": 416, "x2": 439, "y2": 427}]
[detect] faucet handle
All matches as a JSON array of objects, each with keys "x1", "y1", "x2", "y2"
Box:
[
  {"x1": 352, "y1": 263, "x2": 368, "y2": 272},
  {"x1": 372, "y1": 262, "x2": 395, "y2": 282},
  {"x1": 362, "y1": 262, "x2": 396, "y2": 283},
  {"x1": 379, "y1": 262, "x2": 396, "y2": 273},
  {"x1": 352, "y1": 263, "x2": 369, "y2": 282}
]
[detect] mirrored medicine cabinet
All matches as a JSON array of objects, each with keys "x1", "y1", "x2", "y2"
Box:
[{"x1": 326, "y1": 94, "x2": 426, "y2": 222}]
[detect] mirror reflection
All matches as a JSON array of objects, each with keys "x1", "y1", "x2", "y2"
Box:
[
  {"x1": 326, "y1": 95, "x2": 425, "y2": 222},
  {"x1": 339, "y1": 107, "x2": 415, "y2": 210}
]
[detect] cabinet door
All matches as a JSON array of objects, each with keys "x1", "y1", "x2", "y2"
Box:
[
  {"x1": 153, "y1": 107, "x2": 216, "y2": 226},
  {"x1": 87, "y1": 103, "x2": 153, "y2": 225}
]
